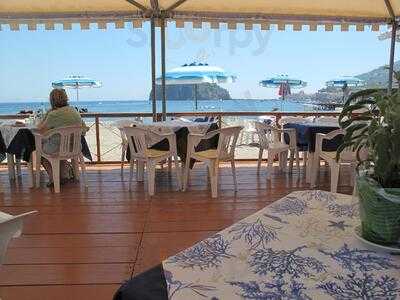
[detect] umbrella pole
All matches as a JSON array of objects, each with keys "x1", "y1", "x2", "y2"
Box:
[
  {"x1": 151, "y1": 18, "x2": 157, "y2": 121},
  {"x1": 161, "y1": 17, "x2": 167, "y2": 121},
  {"x1": 194, "y1": 84, "x2": 198, "y2": 110},
  {"x1": 76, "y1": 88, "x2": 79, "y2": 103}
]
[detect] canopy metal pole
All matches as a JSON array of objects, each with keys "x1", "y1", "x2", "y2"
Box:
[
  {"x1": 194, "y1": 84, "x2": 198, "y2": 110},
  {"x1": 161, "y1": 18, "x2": 167, "y2": 121},
  {"x1": 388, "y1": 21, "x2": 397, "y2": 93},
  {"x1": 151, "y1": 17, "x2": 157, "y2": 121}
]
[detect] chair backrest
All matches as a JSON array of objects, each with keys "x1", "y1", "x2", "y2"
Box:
[
  {"x1": 123, "y1": 126, "x2": 149, "y2": 160},
  {"x1": 0, "y1": 211, "x2": 36, "y2": 264},
  {"x1": 278, "y1": 116, "x2": 306, "y2": 126},
  {"x1": 254, "y1": 122, "x2": 280, "y2": 149},
  {"x1": 216, "y1": 126, "x2": 243, "y2": 159},
  {"x1": 39, "y1": 125, "x2": 83, "y2": 158},
  {"x1": 115, "y1": 120, "x2": 142, "y2": 144}
]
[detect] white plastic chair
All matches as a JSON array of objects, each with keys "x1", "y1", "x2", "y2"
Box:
[
  {"x1": 0, "y1": 210, "x2": 37, "y2": 264},
  {"x1": 183, "y1": 126, "x2": 243, "y2": 198},
  {"x1": 254, "y1": 122, "x2": 291, "y2": 178},
  {"x1": 123, "y1": 126, "x2": 181, "y2": 196},
  {"x1": 115, "y1": 120, "x2": 141, "y2": 174},
  {"x1": 278, "y1": 117, "x2": 308, "y2": 169},
  {"x1": 34, "y1": 125, "x2": 87, "y2": 193},
  {"x1": 313, "y1": 129, "x2": 362, "y2": 192}
]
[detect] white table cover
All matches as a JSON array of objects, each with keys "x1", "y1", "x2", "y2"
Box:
[
  {"x1": 141, "y1": 120, "x2": 214, "y2": 146},
  {"x1": 163, "y1": 190, "x2": 400, "y2": 299}
]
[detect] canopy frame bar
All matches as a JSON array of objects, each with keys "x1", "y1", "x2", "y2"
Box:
[
  {"x1": 150, "y1": 0, "x2": 159, "y2": 11},
  {"x1": 161, "y1": 17, "x2": 167, "y2": 120},
  {"x1": 384, "y1": 0, "x2": 396, "y2": 19},
  {"x1": 388, "y1": 21, "x2": 398, "y2": 92},
  {"x1": 166, "y1": 0, "x2": 188, "y2": 12},
  {"x1": 150, "y1": 17, "x2": 157, "y2": 121},
  {"x1": 168, "y1": 11, "x2": 390, "y2": 24},
  {"x1": 125, "y1": 0, "x2": 149, "y2": 12}
]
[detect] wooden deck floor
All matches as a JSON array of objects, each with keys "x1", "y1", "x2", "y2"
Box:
[{"x1": 0, "y1": 162, "x2": 353, "y2": 299}]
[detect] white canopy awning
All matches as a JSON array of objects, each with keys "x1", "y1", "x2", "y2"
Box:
[{"x1": 0, "y1": 0, "x2": 399, "y2": 31}]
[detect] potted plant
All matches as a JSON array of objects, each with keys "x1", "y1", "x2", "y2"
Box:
[{"x1": 338, "y1": 70, "x2": 400, "y2": 246}]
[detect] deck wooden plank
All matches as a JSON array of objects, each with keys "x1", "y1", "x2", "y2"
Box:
[
  {"x1": 0, "y1": 285, "x2": 119, "y2": 300},
  {"x1": 0, "y1": 162, "x2": 353, "y2": 298}
]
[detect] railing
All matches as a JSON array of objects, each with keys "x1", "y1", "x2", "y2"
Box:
[{"x1": 0, "y1": 111, "x2": 341, "y2": 163}]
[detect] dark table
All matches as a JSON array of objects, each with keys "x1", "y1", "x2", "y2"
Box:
[
  {"x1": 283, "y1": 122, "x2": 341, "y2": 153},
  {"x1": 113, "y1": 265, "x2": 168, "y2": 300}
]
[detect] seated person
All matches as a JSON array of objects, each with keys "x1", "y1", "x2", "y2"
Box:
[{"x1": 36, "y1": 88, "x2": 87, "y2": 186}]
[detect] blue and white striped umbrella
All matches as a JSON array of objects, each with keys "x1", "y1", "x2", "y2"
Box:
[
  {"x1": 259, "y1": 75, "x2": 307, "y2": 88},
  {"x1": 156, "y1": 63, "x2": 236, "y2": 85},
  {"x1": 326, "y1": 76, "x2": 365, "y2": 88},
  {"x1": 259, "y1": 75, "x2": 307, "y2": 111},
  {"x1": 52, "y1": 75, "x2": 102, "y2": 102},
  {"x1": 156, "y1": 63, "x2": 236, "y2": 110}
]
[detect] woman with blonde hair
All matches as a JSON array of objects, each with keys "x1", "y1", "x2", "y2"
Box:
[{"x1": 37, "y1": 88, "x2": 86, "y2": 186}]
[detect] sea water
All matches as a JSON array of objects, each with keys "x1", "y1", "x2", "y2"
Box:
[{"x1": 0, "y1": 99, "x2": 313, "y2": 115}]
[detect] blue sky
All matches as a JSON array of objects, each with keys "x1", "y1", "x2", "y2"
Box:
[{"x1": 0, "y1": 22, "x2": 397, "y2": 102}]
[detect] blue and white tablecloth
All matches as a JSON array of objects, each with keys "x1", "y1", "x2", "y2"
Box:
[{"x1": 162, "y1": 190, "x2": 400, "y2": 299}]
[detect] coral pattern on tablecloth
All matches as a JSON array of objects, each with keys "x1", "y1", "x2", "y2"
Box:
[{"x1": 162, "y1": 190, "x2": 400, "y2": 299}]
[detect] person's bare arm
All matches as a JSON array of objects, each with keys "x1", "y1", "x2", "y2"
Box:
[{"x1": 36, "y1": 118, "x2": 49, "y2": 133}]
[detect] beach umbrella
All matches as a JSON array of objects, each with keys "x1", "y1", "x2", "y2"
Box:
[
  {"x1": 52, "y1": 75, "x2": 102, "y2": 102},
  {"x1": 156, "y1": 62, "x2": 236, "y2": 110},
  {"x1": 325, "y1": 76, "x2": 365, "y2": 88},
  {"x1": 260, "y1": 75, "x2": 307, "y2": 110}
]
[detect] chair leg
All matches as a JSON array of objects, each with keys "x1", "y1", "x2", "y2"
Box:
[
  {"x1": 295, "y1": 150, "x2": 300, "y2": 173},
  {"x1": 330, "y1": 163, "x2": 340, "y2": 193},
  {"x1": 257, "y1": 148, "x2": 263, "y2": 174},
  {"x1": 71, "y1": 159, "x2": 80, "y2": 181},
  {"x1": 28, "y1": 153, "x2": 35, "y2": 188},
  {"x1": 50, "y1": 160, "x2": 60, "y2": 193},
  {"x1": 121, "y1": 147, "x2": 126, "y2": 175},
  {"x1": 147, "y1": 161, "x2": 156, "y2": 196},
  {"x1": 174, "y1": 156, "x2": 182, "y2": 190},
  {"x1": 209, "y1": 161, "x2": 218, "y2": 198},
  {"x1": 168, "y1": 158, "x2": 172, "y2": 171},
  {"x1": 266, "y1": 151, "x2": 274, "y2": 180},
  {"x1": 137, "y1": 161, "x2": 144, "y2": 182},
  {"x1": 282, "y1": 151, "x2": 288, "y2": 172},
  {"x1": 6, "y1": 154, "x2": 16, "y2": 180},
  {"x1": 15, "y1": 158, "x2": 22, "y2": 177},
  {"x1": 79, "y1": 155, "x2": 88, "y2": 188},
  {"x1": 303, "y1": 152, "x2": 308, "y2": 168},
  {"x1": 289, "y1": 150, "x2": 294, "y2": 173},
  {"x1": 129, "y1": 160, "x2": 134, "y2": 191},
  {"x1": 183, "y1": 159, "x2": 190, "y2": 191},
  {"x1": 35, "y1": 154, "x2": 41, "y2": 188},
  {"x1": 231, "y1": 159, "x2": 237, "y2": 192}
]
